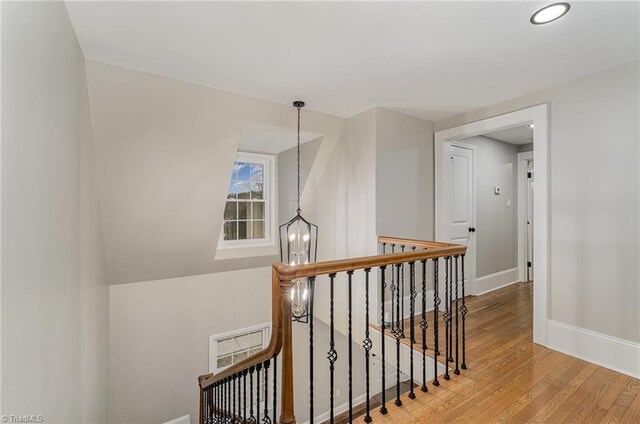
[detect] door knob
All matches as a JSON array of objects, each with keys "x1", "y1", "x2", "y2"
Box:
[{"x1": 468, "y1": 227, "x2": 476, "y2": 233}]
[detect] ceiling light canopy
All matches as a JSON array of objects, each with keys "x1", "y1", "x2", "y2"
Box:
[{"x1": 531, "y1": 3, "x2": 570, "y2": 25}]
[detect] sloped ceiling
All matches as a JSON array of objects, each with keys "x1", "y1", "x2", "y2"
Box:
[
  {"x1": 68, "y1": 1, "x2": 639, "y2": 121},
  {"x1": 86, "y1": 61, "x2": 345, "y2": 284}
]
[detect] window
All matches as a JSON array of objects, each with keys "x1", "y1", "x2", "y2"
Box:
[
  {"x1": 209, "y1": 324, "x2": 272, "y2": 417},
  {"x1": 209, "y1": 324, "x2": 270, "y2": 373},
  {"x1": 219, "y1": 152, "x2": 275, "y2": 249},
  {"x1": 209, "y1": 324, "x2": 269, "y2": 373}
]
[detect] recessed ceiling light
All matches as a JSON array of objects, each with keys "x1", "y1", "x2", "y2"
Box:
[{"x1": 530, "y1": 3, "x2": 570, "y2": 25}]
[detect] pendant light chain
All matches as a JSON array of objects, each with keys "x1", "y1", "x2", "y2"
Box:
[{"x1": 297, "y1": 104, "x2": 302, "y2": 214}]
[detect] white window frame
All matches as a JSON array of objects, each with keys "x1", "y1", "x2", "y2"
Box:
[
  {"x1": 208, "y1": 323, "x2": 271, "y2": 374},
  {"x1": 218, "y1": 152, "x2": 276, "y2": 250}
]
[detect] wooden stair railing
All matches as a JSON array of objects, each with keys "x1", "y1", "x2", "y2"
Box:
[{"x1": 198, "y1": 237, "x2": 467, "y2": 424}]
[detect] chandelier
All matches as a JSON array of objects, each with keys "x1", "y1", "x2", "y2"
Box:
[{"x1": 279, "y1": 101, "x2": 318, "y2": 323}]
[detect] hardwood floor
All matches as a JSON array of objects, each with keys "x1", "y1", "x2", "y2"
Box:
[{"x1": 355, "y1": 282, "x2": 640, "y2": 423}]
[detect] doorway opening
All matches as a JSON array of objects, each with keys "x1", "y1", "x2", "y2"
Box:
[{"x1": 435, "y1": 104, "x2": 549, "y2": 346}]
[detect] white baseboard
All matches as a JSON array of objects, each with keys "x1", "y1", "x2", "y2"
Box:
[
  {"x1": 300, "y1": 393, "x2": 368, "y2": 424},
  {"x1": 163, "y1": 414, "x2": 190, "y2": 424},
  {"x1": 474, "y1": 267, "x2": 519, "y2": 296},
  {"x1": 547, "y1": 320, "x2": 640, "y2": 379}
]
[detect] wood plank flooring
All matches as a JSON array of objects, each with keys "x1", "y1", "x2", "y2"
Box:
[{"x1": 354, "y1": 282, "x2": 640, "y2": 423}]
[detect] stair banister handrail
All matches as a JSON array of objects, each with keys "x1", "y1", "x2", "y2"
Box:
[
  {"x1": 198, "y1": 237, "x2": 467, "y2": 424},
  {"x1": 273, "y1": 241, "x2": 465, "y2": 280},
  {"x1": 198, "y1": 268, "x2": 288, "y2": 390}
]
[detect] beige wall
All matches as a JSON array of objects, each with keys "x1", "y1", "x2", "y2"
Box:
[
  {"x1": 1, "y1": 2, "x2": 108, "y2": 422},
  {"x1": 436, "y1": 62, "x2": 640, "y2": 343},
  {"x1": 109, "y1": 268, "x2": 272, "y2": 423},
  {"x1": 85, "y1": 61, "x2": 346, "y2": 284},
  {"x1": 459, "y1": 136, "x2": 518, "y2": 278},
  {"x1": 376, "y1": 108, "x2": 434, "y2": 241},
  {"x1": 99, "y1": 66, "x2": 381, "y2": 423}
]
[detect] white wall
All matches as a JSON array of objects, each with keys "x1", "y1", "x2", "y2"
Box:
[
  {"x1": 1, "y1": 2, "x2": 108, "y2": 422},
  {"x1": 436, "y1": 62, "x2": 640, "y2": 343},
  {"x1": 459, "y1": 136, "x2": 518, "y2": 278}
]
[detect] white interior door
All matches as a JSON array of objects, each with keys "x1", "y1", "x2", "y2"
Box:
[{"x1": 442, "y1": 142, "x2": 476, "y2": 293}]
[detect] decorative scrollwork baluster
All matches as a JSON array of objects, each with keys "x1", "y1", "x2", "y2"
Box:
[
  {"x1": 433, "y1": 258, "x2": 441, "y2": 387},
  {"x1": 443, "y1": 257, "x2": 451, "y2": 381},
  {"x1": 394, "y1": 263, "x2": 403, "y2": 407},
  {"x1": 454, "y1": 255, "x2": 461, "y2": 375},
  {"x1": 379, "y1": 265, "x2": 388, "y2": 415},
  {"x1": 420, "y1": 259, "x2": 428, "y2": 392},
  {"x1": 263, "y1": 361, "x2": 271, "y2": 424},
  {"x1": 363, "y1": 268, "x2": 373, "y2": 423},
  {"x1": 408, "y1": 260, "x2": 416, "y2": 400},
  {"x1": 461, "y1": 254, "x2": 468, "y2": 370},
  {"x1": 327, "y1": 273, "x2": 338, "y2": 423}
]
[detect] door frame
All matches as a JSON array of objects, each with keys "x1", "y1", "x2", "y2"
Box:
[
  {"x1": 440, "y1": 141, "x2": 477, "y2": 295},
  {"x1": 517, "y1": 151, "x2": 534, "y2": 283},
  {"x1": 435, "y1": 104, "x2": 549, "y2": 346}
]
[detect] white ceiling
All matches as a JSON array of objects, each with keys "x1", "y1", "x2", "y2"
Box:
[
  {"x1": 484, "y1": 125, "x2": 534, "y2": 145},
  {"x1": 66, "y1": 1, "x2": 639, "y2": 121}
]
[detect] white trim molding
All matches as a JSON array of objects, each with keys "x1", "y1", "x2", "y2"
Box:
[
  {"x1": 517, "y1": 151, "x2": 534, "y2": 283},
  {"x1": 435, "y1": 103, "x2": 549, "y2": 346},
  {"x1": 547, "y1": 320, "x2": 640, "y2": 379},
  {"x1": 474, "y1": 268, "x2": 520, "y2": 296}
]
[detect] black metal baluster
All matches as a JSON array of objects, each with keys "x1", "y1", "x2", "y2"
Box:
[
  {"x1": 454, "y1": 255, "x2": 460, "y2": 375},
  {"x1": 443, "y1": 257, "x2": 451, "y2": 381},
  {"x1": 219, "y1": 383, "x2": 222, "y2": 423},
  {"x1": 202, "y1": 388, "x2": 207, "y2": 424},
  {"x1": 228, "y1": 378, "x2": 232, "y2": 422},
  {"x1": 222, "y1": 379, "x2": 226, "y2": 423},
  {"x1": 363, "y1": 268, "x2": 373, "y2": 423},
  {"x1": 243, "y1": 370, "x2": 248, "y2": 423},
  {"x1": 212, "y1": 386, "x2": 218, "y2": 424},
  {"x1": 238, "y1": 373, "x2": 242, "y2": 421},
  {"x1": 433, "y1": 258, "x2": 440, "y2": 387},
  {"x1": 263, "y1": 361, "x2": 271, "y2": 424},
  {"x1": 394, "y1": 263, "x2": 403, "y2": 407},
  {"x1": 461, "y1": 254, "x2": 468, "y2": 370},
  {"x1": 327, "y1": 273, "x2": 338, "y2": 423},
  {"x1": 347, "y1": 270, "x2": 354, "y2": 422},
  {"x1": 272, "y1": 355, "x2": 277, "y2": 424},
  {"x1": 309, "y1": 276, "x2": 316, "y2": 424},
  {"x1": 420, "y1": 259, "x2": 428, "y2": 393},
  {"x1": 256, "y1": 364, "x2": 261, "y2": 424},
  {"x1": 379, "y1": 266, "x2": 388, "y2": 415},
  {"x1": 390, "y1": 245, "x2": 396, "y2": 330},
  {"x1": 401, "y1": 246, "x2": 406, "y2": 338},
  {"x1": 221, "y1": 379, "x2": 224, "y2": 422},
  {"x1": 448, "y1": 256, "x2": 454, "y2": 364},
  {"x1": 232, "y1": 375, "x2": 236, "y2": 422},
  {"x1": 249, "y1": 367, "x2": 255, "y2": 423},
  {"x1": 408, "y1": 261, "x2": 416, "y2": 400},
  {"x1": 214, "y1": 384, "x2": 218, "y2": 423}
]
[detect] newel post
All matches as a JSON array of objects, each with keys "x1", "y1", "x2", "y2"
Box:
[{"x1": 280, "y1": 278, "x2": 296, "y2": 424}]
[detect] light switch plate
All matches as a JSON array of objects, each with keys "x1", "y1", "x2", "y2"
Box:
[{"x1": 494, "y1": 186, "x2": 501, "y2": 195}]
